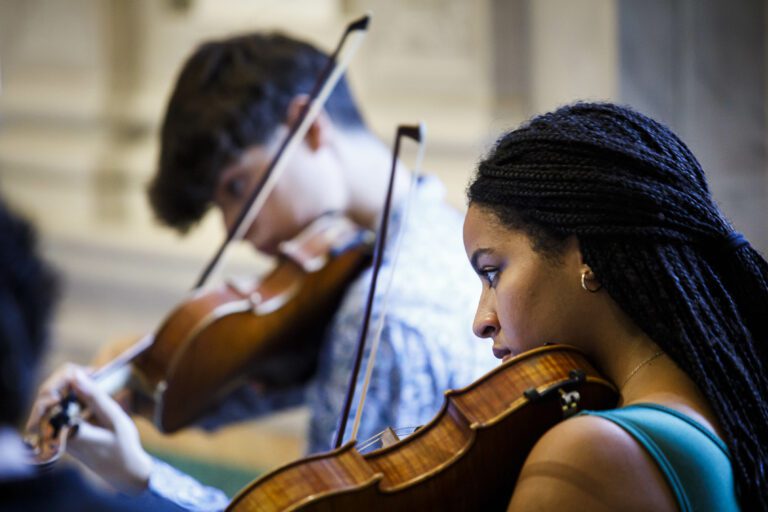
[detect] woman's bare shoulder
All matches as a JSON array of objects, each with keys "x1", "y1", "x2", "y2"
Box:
[{"x1": 506, "y1": 414, "x2": 677, "y2": 512}]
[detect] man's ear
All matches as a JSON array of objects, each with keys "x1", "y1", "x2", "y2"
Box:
[{"x1": 285, "y1": 94, "x2": 334, "y2": 152}]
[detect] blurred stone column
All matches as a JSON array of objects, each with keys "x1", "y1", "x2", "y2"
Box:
[
  {"x1": 488, "y1": 0, "x2": 618, "y2": 133},
  {"x1": 94, "y1": 0, "x2": 147, "y2": 223},
  {"x1": 619, "y1": 0, "x2": 767, "y2": 253},
  {"x1": 527, "y1": 0, "x2": 618, "y2": 115},
  {"x1": 489, "y1": 0, "x2": 530, "y2": 129},
  {"x1": 0, "y1": 0, "x2": 110, "y2": 227}
]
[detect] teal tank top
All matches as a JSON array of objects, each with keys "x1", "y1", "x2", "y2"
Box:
[{"x1": 579, "y1": 403, "x2": 740, "y2": 511}]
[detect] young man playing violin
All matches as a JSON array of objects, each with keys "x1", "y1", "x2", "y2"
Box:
[{"x1": 26, "y1": 33, "x2": 495, "y2": 509}]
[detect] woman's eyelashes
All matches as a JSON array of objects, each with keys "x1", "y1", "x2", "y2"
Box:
[{"x1": 479, "y1": 266, "x2": 500, "y2": 288}]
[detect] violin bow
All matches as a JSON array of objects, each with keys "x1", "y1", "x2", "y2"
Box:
[
  {"x1": 333, "y1": 123, "x2": 426, "y2": 449},
  {"x1": 193, "y1": 14, "x2": 371, "y2": 290}
]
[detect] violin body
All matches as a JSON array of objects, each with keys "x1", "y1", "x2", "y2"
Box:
[
  {"x1": 127, "y1": 215, "x2": 374, "y2": 433},
  {"x1": 227, "y1": 345, "x2": 618, "y2": 511}
]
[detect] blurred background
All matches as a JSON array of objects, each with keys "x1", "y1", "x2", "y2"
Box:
[{"x1": 0, "y1": 0, "x2": 765, "y2": 497}]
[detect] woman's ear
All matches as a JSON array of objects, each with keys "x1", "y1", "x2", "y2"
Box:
[
  {"x1": 285, "y1": 94, "x2": 335, "y2": 152},
  {"x1": 562, "y1": 235, "x2": 585, "y2": 268},
  {"x1": 566, "y1": 236, "x2": 603, "y2": 292}
]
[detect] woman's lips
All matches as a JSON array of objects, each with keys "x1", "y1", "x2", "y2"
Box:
[{"x1": 492, "y1": 347, "x2": 512, "y2": 361}]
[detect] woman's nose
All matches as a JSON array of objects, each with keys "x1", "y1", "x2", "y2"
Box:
[{"x1": 473, "y1": 300, "x2": 499, "y2": 339}]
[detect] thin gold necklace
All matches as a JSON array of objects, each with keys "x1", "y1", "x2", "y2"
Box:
[{"x1": 621, "y1": 351, "x2": 664, "y2": 388}]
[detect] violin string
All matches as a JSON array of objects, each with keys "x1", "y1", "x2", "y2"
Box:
[
  {"x1": 350, "y1": 124, "x2": 426, "y2": 442},
  {"x1": 356, "y1": 425, "x2": 421, "y2": 452},
  {"x1": 356, "y1": 431, "x2": 387, "y2": 452}
]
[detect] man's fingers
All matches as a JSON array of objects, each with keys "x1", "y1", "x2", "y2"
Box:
[
  {"x1": 25, "y1": 363, "x2": 85, "y2": 434},
  {"x1": 70, "y1": 370, "x2": 123, "y2": 428},
  {"x1": 39, "y1": 363, "x2": 80, "y2": 395},
  {"x1": 69, "y1": 421, "x2": 114, "y2": 451},
  {"x1": 25, "y1": 394, "x2": 62, "y2": 434}
]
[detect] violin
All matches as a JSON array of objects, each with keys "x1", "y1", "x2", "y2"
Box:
[
  {"x1": 28, "y1": 214, "x2": 373, "y2": 464},
  {"x1": 227, "y1": 344, "x2": 618, "y2": 511}
]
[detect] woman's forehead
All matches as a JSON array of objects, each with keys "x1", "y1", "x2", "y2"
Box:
[
  {"x1": 464, "y1": 204, "x2": 506, "y2": 234},
  {"x1": 463, "y1": 205, "x2": 520, "y2": 253}
]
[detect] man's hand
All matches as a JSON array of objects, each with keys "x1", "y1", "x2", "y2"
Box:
[{"x1": 26, "y1": 364, "x2": 153, "y2": 494}]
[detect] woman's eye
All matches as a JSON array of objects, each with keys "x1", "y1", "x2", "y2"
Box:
[{"x1": 480, "y1": 267, "x2": 500, "y2": 288}]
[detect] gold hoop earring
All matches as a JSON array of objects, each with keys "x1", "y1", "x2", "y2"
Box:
[{"x1": 581, "y1": 270, "x2": 603, "y2": 293}]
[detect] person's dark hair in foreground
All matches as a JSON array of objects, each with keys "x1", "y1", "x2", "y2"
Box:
[
  {"x1": 0, "y1": 200, "x2": 182, "y2": 512},
  {"x1": 0, "y1": 201, "x2": 58, "y2": 428},
  {"x1": 468, "y1": 102, "x2": 767, "y2": 510}
]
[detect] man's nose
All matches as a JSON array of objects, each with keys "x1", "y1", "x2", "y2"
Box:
[{"x1": 220, "y1": 205, "x2": 239, "y2": 234}]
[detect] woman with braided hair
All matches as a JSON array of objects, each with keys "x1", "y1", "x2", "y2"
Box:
[{"x1": 463, "y1": 102, "x2": 766, "y2": 511}]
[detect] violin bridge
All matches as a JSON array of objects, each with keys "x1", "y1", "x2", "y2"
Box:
[{"x1": 380, "y1": 426, "x2": 401, "y2": 448}]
